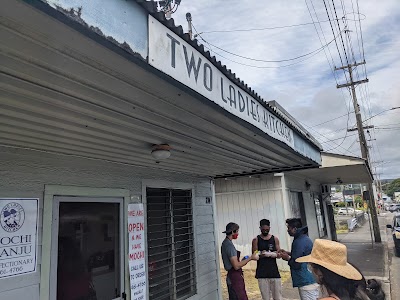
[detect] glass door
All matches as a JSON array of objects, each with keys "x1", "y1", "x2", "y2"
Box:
[{"x1": 53, "y1": 198, "x2": 125, "y2": 300}]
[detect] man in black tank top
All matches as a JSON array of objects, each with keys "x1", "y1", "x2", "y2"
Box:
[{"x1": 252, "y1": 219, "x2": 282, "y2": 300}]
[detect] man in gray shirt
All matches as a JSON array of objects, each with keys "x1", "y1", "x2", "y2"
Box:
[{"x1": 221, "y1": 222, "x2": 259, "y2": 299}]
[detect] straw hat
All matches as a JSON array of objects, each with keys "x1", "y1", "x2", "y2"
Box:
[{"x1": 296, "y1": 239, "x2": 362, "y2": 280}]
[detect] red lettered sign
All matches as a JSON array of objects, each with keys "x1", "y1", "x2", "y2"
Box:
[{"x1": 128, "y1": 204, "x2": 146, "y2": 300}]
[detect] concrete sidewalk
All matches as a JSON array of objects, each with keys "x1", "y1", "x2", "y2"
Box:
[
  {"x1": 281, "y1": 214, "x2": 392, "y2": 300},
  {"x1": 337, "y1": 214, "x2": 391, "y2": 299}
]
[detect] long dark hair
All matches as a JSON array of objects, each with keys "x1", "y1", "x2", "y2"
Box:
[{"x1": 311, "y1": 264, "x2": 385, "y2": 300}]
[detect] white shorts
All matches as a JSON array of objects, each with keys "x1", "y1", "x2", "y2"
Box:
[
  {"x1": 298, "y1": 283, "x2": 319, "y2": 300},
  {"x1": 257, "y1": 278, "x2": 282, "y2": 300}
]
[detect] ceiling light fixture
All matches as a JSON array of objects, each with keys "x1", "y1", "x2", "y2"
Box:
[{"x1": 151, "y1": 144, "x2": 172, "y2": 160}]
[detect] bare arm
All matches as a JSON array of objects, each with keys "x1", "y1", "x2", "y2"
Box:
[
  {"x1": 274, "y1": 236, "x2": 282, "y2": 259},
  {"x1": 252, "y1": 237, "x2": 258, "y2": 253},
  {"x1": 229, "y1": 251, "x2": 259, "y2": 270},
  {"x1": 229, "y1": 256, "x2": 251, "y2": 270},
  {"x1": 274, "y1": 236, "x2": 281, "y2": 252}
]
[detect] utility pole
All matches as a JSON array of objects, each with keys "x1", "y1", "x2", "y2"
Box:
[
  {"x1": 186, "y1": 12, "x2": 193, "y2": 40},
  {"x1": 335, "y1": 61, "x2": 382, "y2": 243}
]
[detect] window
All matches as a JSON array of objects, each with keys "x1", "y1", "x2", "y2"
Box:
[
  {"x1": 146, "y1": 188, "x2": 196, "y2": 300},
  {"x1": 289, "y1": 192, "x2": 307, "y2": 226},
  {"x1": 314, "y1": 195, "x2": 327, "y2": 237}
]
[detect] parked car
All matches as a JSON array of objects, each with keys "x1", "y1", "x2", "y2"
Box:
[
  {"x1": 337, "y1": 207, "x2": 355, "y2": 215},
  {"x1": 384, "y1": 203, "x2": 392, "y2": 211},
  {"x1": 387, "y1": 214, "x2": 400, "y2": 257},
  {"x1": 389, "y1": 204, "x2": 400, "y2": 213}
]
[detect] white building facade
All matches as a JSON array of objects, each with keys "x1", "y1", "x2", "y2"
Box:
[
  {"x1": 215, "y1": 153, "x2": 373, "y2": 271},
  {"x1": 0, "y1": 1, "x2": 322, "y2": 299},
  {"x1": 215, "y1": 173, "x2": 331, "y2": 271}
]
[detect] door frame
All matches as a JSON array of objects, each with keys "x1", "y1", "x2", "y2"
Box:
[
  {"x1": 51, "y1": 197, "x2": 124, "y2": 300},
  {"x1": 40, "y1": 185, "x2": 130, "y2": 300}
]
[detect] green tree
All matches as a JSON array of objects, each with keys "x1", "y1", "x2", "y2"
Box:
[
  {"x1": 384, "y1": 178, "x2": 400, "y2": 198},
  {"x1": 354, "y1": 195, "x2": 363, "y2": 207}
]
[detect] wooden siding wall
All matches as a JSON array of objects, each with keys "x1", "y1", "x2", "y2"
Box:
[
  {"x1": 0, "y1": 146, "x2": 219, "y2": 300},
  {"x1": 215, "y1": 175, "x2": 290, "y2": 271}
]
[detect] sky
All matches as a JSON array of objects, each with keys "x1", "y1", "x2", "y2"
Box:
[{"x1": 168, "y1": 0, "x2": 400, "y2": 180}]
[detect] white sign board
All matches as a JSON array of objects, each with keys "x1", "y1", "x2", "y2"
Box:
[
  {"x1": 0, "y1": 198, "x2": 38, "y2": 278},
  {"x1": 128, "y1": 204, "x2": 146, "y2": 300},
  {"x1": 148, "y1": 15, "x2": 295, "y2": 149}
]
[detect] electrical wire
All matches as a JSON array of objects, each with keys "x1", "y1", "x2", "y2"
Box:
[
  {"x1": 374, "y1": 123, "x2": 400, "y2": 127},
  {"x1": 305, "y1": 0, "x2": 352, "y2": 152},
  {"x1": 195, "y1": 29, "x2": 344, "y2": 63},
  {"x1": 195, "y1": 18, "x2": 364, "y2": 34},
  {"x1": 355, "y1": 0, "x2": 380, "y2": 166},
  {"x1": 308, "y1": 110, "x2": 355, "y2": 127},
  {"x1": 195, "y1": 18, "x2": 355, "y2": 154},
  {"x1": 331, "y1": 0, "x2": 350, "y2": 65},
  {"x1": 320, "y1": 133, "x2": 358, "y2": 144},
  {"x1": 308, "y1": 0, "x2": 337, "y2": 69},
  {"x1": 341, "y1": 0, "x2": 381, "y2": 169},
  {"x1": 298, "y1": 120, "x2": 359, "y2": 156},
  {"x1": 345, "y1": 138, "x2": 358, "y2": 152},
  {"x1": 362, "y1": 108, "x2": 400, "y2": 123},
  {"x1": 192, "y1": 24, "x2": 214, "y2": 56},
  {"x1": 194, "y1": 32, "x2": 335, "y2": 69},
  {"x1": 322, "y1": 0, "x2": 345, "y2": 68},
  {"x1": 375, "y1": 127, "x2": 400, "y2": 131}
]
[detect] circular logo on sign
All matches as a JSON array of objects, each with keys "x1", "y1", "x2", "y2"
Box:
[{"x1": 1, "y1": 202, "x2": 25, "y2": 232}]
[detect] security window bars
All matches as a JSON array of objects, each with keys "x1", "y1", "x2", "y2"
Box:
[
  {"x1": 146, "y1": 188, "x2": 196, "y2": 300},
  {"x1": 314, "y1": 196, "x2": 327, "y2": 237}
]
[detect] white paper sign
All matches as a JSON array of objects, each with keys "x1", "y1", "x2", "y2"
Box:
[
  {"x1": 128, "y1": 204, "x2": 146, "y2": 300},
  {"x1": 148, "y1": 15, "x2": 295, "y2": 149},
  {"x1": 0, "y1": 198, "x2": 38, "y2": 278}
]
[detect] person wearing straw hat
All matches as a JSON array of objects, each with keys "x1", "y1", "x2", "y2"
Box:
[
  {"x1": 221, "y1": 222, "x2": 259, "y2": 299},
  {"x1": 296, "y1": 239, "x2": 385, "y2": 300}
]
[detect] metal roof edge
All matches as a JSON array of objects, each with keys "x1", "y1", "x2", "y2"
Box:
[{"x1": 321, "y1": 151, "x2": 365, "y2": 161}]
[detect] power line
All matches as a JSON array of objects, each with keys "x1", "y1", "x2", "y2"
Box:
[
  {"x1": 192, "y1": 24, "x2": 214, "y2": 56},
  {"x1": 345, "y1": 138, "x2": 358, "y2": 152},
  {"x1": 196, "y1": 29, "x2": 344, "y2": 63},
  {"x1": 356, "y1": 0, "x2": 366, "y2": 61},
  {"x1": 195, "y1": 17, "x2": 364, "y2": 34},
  {"x1": 345, "y1": 0, "x2": 382, "y2": 170},
  {"x1": 320, "y1": 132, "x2": 358, "y2": 144},
  {"x1": 194, "y1": 29, "x2": 336, "y2": 69},
  {"x1": 375, "y1": 127, "x2": 400, "y2": 131},
  {"x1": 331, "y1": 0, "x2": 350, "y2": 65},
  {"x1": 308, "y1": 110, "x2": 355, "y2": 127},
  {"x1": 308, "y1": 0, "x2": 337, "y2": 70},
  {"x1": 299, "y1": 120, "x2": 359, "y2": 156},
  {"x1": 362, "y1": 107, "x2": 400, "y2": 123},
  {"x1": 374, "y1": 123, "x2": 400, "y2": 127},
  {"x1": 304, "y1": 0, "x2": 353, "y2": 152},
  {"x1": 322, "y1": 0, "x2": 345, "y2": 67}
]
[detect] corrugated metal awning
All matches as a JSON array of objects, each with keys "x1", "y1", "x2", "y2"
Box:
[{"x1": 0, "y1": 1, "x2": 320, "y2": 177}]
